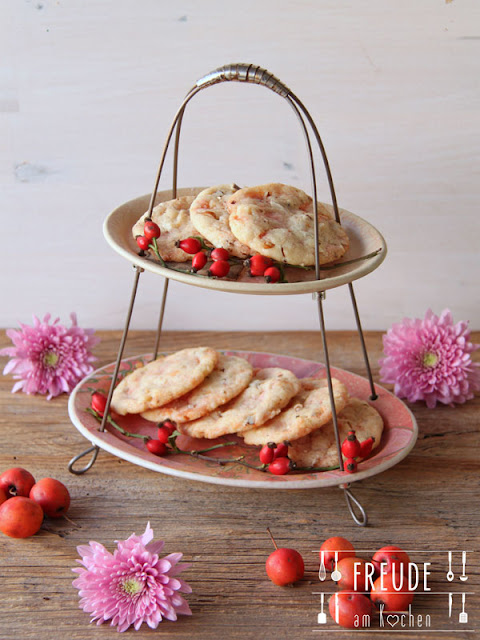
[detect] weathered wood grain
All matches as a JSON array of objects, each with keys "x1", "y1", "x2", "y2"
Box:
[{"x1": 0, "y1": 331, "x2": 478, "y2": 640}]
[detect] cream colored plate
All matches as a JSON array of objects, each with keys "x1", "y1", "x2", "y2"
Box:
[{"x1": 103, "y1": 188, "x2": 387, "y2": 295}]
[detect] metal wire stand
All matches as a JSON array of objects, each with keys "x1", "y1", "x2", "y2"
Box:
[{"x1": 69, "y1": 63, "x2": 384, "y2": 526}]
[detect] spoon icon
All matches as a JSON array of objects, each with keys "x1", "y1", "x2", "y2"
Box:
[
  {"x1": 447, "y1": 551, "x2": 454, "y2": 582},
  {"x1": 331, "y1": 551, "x2": 342, "y2": 582},
  {"x1": 318, "y1": 551, "x2": 327, "y2": 581}
]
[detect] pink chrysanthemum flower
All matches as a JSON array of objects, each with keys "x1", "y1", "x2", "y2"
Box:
[
  {"x1": 380, "y1": 308, "x2": 480, "y2": 408},
  {"x1": 72, "y1": 523, "x2": 192, "y2": 633},
  {"x1": 0, "y1": 313, "x2": 99, "y2": 400}
]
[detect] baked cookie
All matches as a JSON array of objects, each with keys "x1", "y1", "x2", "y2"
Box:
[
  {"x1": 132, "y1": 195, "x2": 201, "y2": 262},
  {"x1": 190, "y1": 185, "x2": 251, "y2": 259},
  {"x1": 227, "y1": 183, "x2": 349, "y2": 267},
  {"x1": 288, "y1": 397, "x2": 384, "y2": 468},
  {"x1": 111, "y1": 347, "x2": 218, "y2": 415},
  {"x1": 141, "y1": 354, "x2": 254, "y2": 423},
  {"x1": 241, "y1": 377, "x2": 349, "y2": 445},
  {"x1": 179, "y1": 368, "x2": 301, "y2": 439}
]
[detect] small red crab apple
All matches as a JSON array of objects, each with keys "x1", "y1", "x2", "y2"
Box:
[
  {"x1": 265, "y1": 527, "x2": 305, "y2": 586},
  {"x1": 319, "y1": 536, "x2": 355, "y2": 572},
  {"x1": 329, "y1": 591, "x2": 373, "y2": 628},
  {"x1": 0, "y1": 497, "x2": 44, "y2": 538},
  {"x1": 372, "y1": 545, "x2": 411, "y2": 577},
  {"x1": 30, "y1": 478, "x2": 71, "y2": 518},
  {"x1": 0, "y1": 467, "x2": 36, "y2": 498}
]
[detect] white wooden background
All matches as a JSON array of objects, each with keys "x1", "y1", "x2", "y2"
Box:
[{"x1": 1, "y1": 0, "x2": 479, "y2": 334}]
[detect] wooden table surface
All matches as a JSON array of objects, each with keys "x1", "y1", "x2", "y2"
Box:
[{"x1": 0, "y1": 330, "x2": 478, "y2": 640}]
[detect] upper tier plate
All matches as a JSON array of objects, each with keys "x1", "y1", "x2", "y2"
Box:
[{"x1": 104, "y1": 187, "x2": 387, "y2": 295}]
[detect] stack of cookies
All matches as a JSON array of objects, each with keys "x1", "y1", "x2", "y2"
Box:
[
  {"x1": 111, "y1": 347, "x2": 383, "y2": 469},
  {"x1": 132, "y1": 183, "x2": 350, "y2": 268}
]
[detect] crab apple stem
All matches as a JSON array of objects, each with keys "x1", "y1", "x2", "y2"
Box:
[
  {"x1": 62, "y1": 513, "x2": 81, "y2": 528},
  {"x1": 266, "y1": 527, "x2": 278, "y2": 550}
]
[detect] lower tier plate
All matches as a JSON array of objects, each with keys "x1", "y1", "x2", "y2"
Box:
[{"x1": 68, "y1": 351, "x2": 418, "y2": 489}]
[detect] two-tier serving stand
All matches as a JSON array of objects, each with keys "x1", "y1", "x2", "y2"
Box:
[{"x1": 67, "y1": 64, "x2": 417, "y2": 526}]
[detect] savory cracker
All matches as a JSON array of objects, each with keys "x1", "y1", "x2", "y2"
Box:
[
  {"x1": 178, "y1": 368, "x2": 300, "y2": 439},
  {"x1": 111, "y1": 347, "x2": 218, "y2": 415},
  {"x1": 241, "y1": 377, "x2": 349, "y2": 445},
  {"x1": 288, "y1": 397, "x2": 384, "y2": 468},
  {"x1": 227, "y1": 183, "x2": 349, "y2": 267},
  {"x1": 190, "y1": 184, "x2": 251, "y2": 258},
  {"x1": 141, "y1": 354, "x2": 254, "y2": 423},
  {"x1": 132, "y1": 195, "x2": 200, "y2": 262}
]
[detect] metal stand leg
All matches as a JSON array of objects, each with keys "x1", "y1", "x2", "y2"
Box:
[
  {"x1": 315, "y1": 291, "x2": 369, "y2": 526},
  {"x1": 348, "y1": 282, "x2": 378, "y2": 401},
  {"x1": 152, "y1": 277, "x2": 170, "y2": 361},
  {"x1": 68, "y1": 265, "x2": 144, "y2": 475}
]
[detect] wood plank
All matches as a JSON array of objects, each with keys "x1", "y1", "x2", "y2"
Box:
[{"x1": 0, "y1": 330, "x2": 478, "y2": 639}]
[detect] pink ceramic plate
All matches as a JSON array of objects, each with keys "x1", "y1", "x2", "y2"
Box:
[{"x1": 68, "y1": 351, "x2": 418, "y2": 489}]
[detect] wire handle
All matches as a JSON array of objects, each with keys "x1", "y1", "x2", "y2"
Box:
[{"x1": 195, "y1": 63, "x2": 291, "y2": 98}]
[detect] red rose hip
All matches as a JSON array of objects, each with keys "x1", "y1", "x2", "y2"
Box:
[
  {"x1": 191, "y1": 251, "x2": 207, "y2": 272},
  {"x1": 136, "y1": 236, "x2": 150, "y2": 251},
  {"x1": 210, "y1": 247, "x2": 230, "y2": 261},
  {"x1": 264, "y1": 266, "x2": 281, "y2": 283},
  {"x1": 359, "y1": 436, "x2": 375, "y2": 458},
  {"x1": 177, "y1": 237, "x2": 202, "y2": 254},
  {"x1": 246, "y1": 254, "x2": 273, "y2": 276},
  {"x1": 146, "y1": 439, "x2": 167, "y2": 456},
  {"x1": 268, "y1": 457, "x2": 292, "y2": 475},
  {"x1": 30, "y1": 478, "x2": 71, "y2": 518},
  {"x1": 91, "y1": 392, "x2": 108, "y2": 416},
  {"x1": 341, "y1": 430, "x2": 361, "y2": 458},
  {"x1": 208, "y1": 260, "x2": 230, "y2": 278},
  {"x1": 144, "y1": 220, "x2": 161, "y2": 239},
  {"x1": 259, "y1": 443, "x2": 276, "y2": 465}
]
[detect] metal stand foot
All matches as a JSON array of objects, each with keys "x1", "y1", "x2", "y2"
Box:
[
  {"x1": 68, "y1": 445, "x2": 99, "y2": 475},
  {"x1": 343, "y1": 486, "x2": 368, "y2": 526}
]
